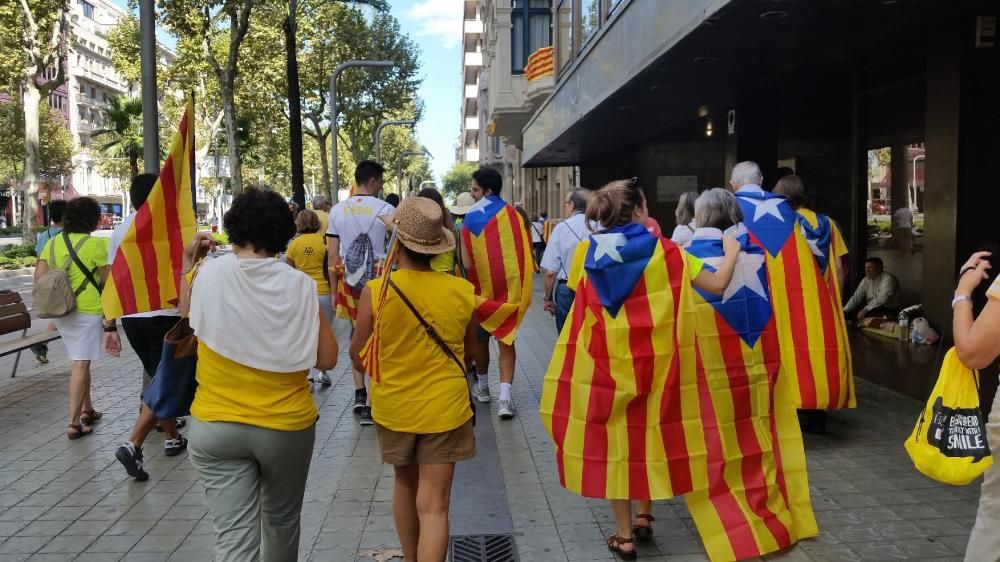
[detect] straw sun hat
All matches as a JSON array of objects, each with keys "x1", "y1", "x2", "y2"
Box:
[
  {"x1": 449, "y1": 192, "x2": 476, "y2": 215},
  {"x1": 379, "y1": 197, "x2": 455, "y2": 255}
]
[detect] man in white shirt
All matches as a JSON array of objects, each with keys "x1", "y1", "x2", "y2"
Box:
[
  {"x1": 530, "y1": 213, "x2": 546, "y2": 264},
  {"x1": 893, "y1": 206, "x2": 914, "y2": 254},
  {"x1": 844, "y1": 257, "x2": 902, "y2": 321},
  {"x1": 326, "y1": 160, "x2": 393, "y2": 425},
  {"x1": 107, "y1": 173, "x2": 186, "y2": 481},
  {"x1": 541, "y1": 189, "x2": 595, "y2": 333}
]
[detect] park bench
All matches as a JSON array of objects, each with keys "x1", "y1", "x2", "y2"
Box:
[{"x1": 0, "y1": 290, "x2": 61, "y2": 378}]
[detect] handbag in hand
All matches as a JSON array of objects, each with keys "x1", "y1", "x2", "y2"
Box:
[
  {"x1": 388, "y1": 278, "x2": 477, "y2": 426},
  {"x1": 142, "y1": 261, "x2": 202, "y2": 419}
]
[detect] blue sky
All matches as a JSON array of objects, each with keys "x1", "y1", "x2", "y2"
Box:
[{"x1": 116, "y1": 0, "x2": 462, "y2": 182}]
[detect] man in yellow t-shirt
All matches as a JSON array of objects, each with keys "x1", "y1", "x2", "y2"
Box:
[{"x1": 311, "y1": 195, "x2": 331, "y2": 235}]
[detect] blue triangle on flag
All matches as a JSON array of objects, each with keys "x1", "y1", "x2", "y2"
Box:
[
  {"x1": 584, "y1": 223, "x2": 658, "y2": 318},
  {"x1": 734, "y1": 191, "x2": 797, "y2": 257}
]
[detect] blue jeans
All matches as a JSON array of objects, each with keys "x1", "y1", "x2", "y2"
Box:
[{"x1": 554, "y1": 282, "x2": 575, "y2": 334}]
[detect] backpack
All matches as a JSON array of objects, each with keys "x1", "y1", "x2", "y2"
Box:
[
  {"x1": 35, "y1": 233, "x2": 100, "y2": 319},
  {"x1": 343, "y1": 201, "x2": 389, "y2": 291}
]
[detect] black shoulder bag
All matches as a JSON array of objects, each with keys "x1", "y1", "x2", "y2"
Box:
[{"x1": 387, "y1": 277, "x2": 476, "y2": 426}]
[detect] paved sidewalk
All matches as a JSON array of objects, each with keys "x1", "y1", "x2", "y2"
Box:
[{"x1": 0, "y1": 279, "x2": 984, "y2": 561}]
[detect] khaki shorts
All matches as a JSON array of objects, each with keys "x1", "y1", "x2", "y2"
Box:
[{"x1": 376, "y1": 420, "x2": 476, "y2": 466}]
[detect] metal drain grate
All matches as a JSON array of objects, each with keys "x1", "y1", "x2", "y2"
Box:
[{"x1": 449, "y1": 534, "x2": 519, "y2": 562}]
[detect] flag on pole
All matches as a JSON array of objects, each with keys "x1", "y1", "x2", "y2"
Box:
[
  {"x1": 461, "y1": 195, "x2": 533, "y2": 344},
  {"x1": 681, "y1": 230, "x2": 817, "y2": 561},
  {"x1": 101, "y1": 95, "x2": 196, "y2": 319},
  {"x1": 734, "y1": 191, "x2": 854, "y2": 410},
  {"x1": 540, "y1": 224, "x2": 705, "y2": 499}
]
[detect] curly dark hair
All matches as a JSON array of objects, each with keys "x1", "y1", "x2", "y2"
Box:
[
  {"x1": 62, "y1": 197, "x2": 101, "y2": 233},
  {"x1": 223, "y1": 186, "x2": 296, "y2": 255}
]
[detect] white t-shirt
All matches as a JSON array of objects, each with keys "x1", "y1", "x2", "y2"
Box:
[
  {"x1": 530, "y1": 219, "x2": 545, "y2": 244},
  {"x1": 670, "y1": 221, "x2": 697, "y2": 248},
  {"x1": 540, "y1": 213, "x2": 598, "y2": 280},
  {"x1": 326, "y1": 195, "x2": 394, "y2": 260},
  {"x1": 108, "y1": 212, "x2": 181, "y2": 318},
  {"x1": 893, "y1": 207, "x2": 914, "y2": 229}
]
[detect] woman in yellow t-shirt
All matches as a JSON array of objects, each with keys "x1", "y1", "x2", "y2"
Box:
[
  {"x1": 34, "y1": 197, "x2": 112, "y2": 440},
  {"x1": 350, "y1": 197, "x2": 477, "y2": 562},
  {"x1": 181, "y1": 188, "x2": 339, "y2": 562},
  {"x1": 286, "y1": 209, "x2": 334, "y2": 386}
]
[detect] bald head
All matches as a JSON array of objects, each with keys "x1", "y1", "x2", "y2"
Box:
[{"x1": 729, "y1": 161, "x2": 763, "y2": 192}]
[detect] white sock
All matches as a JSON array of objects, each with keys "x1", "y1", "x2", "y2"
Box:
[
  {"x1": 499, "y1": 383, "x2": 512, "y2": 402},
  {"x1": 478, "y1": 375, "x2": 488, "y2": 392}
]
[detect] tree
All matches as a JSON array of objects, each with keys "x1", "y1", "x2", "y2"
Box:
[
  {"x1": 106, "y1": 14, "x2": 141, "y2": 84},
  {"x1": 0, "y1": 99, "x2": 75, "y2": 185},
  {"x1": 159, "y1": 0, "x2": 259, "y2": 194},
  {"x1": 0, "y1": 0, "x2": 70, "y2": 242},
  {"x1": 442, "y1": 162, "x2": 477, "y2": 201},
  {"x1": 91, "y1": 96, "x2": 144, "y2": 180}
]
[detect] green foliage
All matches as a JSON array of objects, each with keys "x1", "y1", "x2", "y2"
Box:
[
  {"x1": 0, "y1": 0, "x2": 71, "y2": 89},
  {"x1": 442, "y1": 162, "x2": 477, "y2": 201},
  {"x1": 0, "y1": 100, "x2": 75, "y2": 182},
  {"x1": 92, "y1": 95, "x2": 144, "y2": 180},
  {"x1": 107, "y1": 15, "x2": 141, "y2": 84},
  {"x1": 0, "y1": 255, "x2": 37, "y2": 270},
  {"x1": 212, "y1": 231, "x2": 229, "y2": 246}
]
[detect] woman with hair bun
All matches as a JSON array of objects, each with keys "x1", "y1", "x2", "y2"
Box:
[{"x1": 539, "y1": 178, "x2": 738, "y2": 560}]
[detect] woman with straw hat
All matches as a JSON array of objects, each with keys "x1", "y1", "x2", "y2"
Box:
[{"x1": 349, "y1": 196, "x2": 477, "y2": 562}]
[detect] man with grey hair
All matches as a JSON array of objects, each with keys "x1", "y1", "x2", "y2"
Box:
[
  {"x1": 541, "y1": 188, "x2": 597, "y2": 332},
  {"x1": 728, "y1": 160, "x2": 765, "y2": 194}
]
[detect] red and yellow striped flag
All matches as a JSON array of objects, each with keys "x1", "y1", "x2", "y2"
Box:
[
  {"x1": 101, "y1": 96, "x2": 196, "y2": 319},
  {"x1": 681, "y1": 231, "x2": 817, "y2": 561},
  {"x1": 540, "y1": 226, "x2": 704, "y2": 499},
  {"x1": 461, "y1": 195, "x2": 533, "y2": 344},
  {"x1": 735, "y1": 191, "x2": 854, "y2": 410},
  {"x1": 334, "y1": 265, "x2": 360, "y2": 321},
  {"x1": 542, "y1": 218, "x2": 554, "y2": 244}
]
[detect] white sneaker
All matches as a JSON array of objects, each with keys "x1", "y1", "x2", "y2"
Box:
[
  {"x1": 498, "y1": 399, "x2": 515, "y2": 420},
  {"x1": 473, "y1": 386, "x2": 491, "y2": 403},
  {"x1": 315, "y1": 372, "x2": 332, "y2": 386}
]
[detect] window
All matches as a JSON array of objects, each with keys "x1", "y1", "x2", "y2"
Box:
[
  {"x1": 556, "y1": 0, "x2": 574, "y2": 74},
  {"x1": 79, "y1": 0, "x2": 94, "y2": 19},
  {"x1": 512, "y1": 0, "x2": 552, "y2": 74},
  {"x1": 90, "y1": 87, "x2": 96, "y2": 98},
  {"x1": 581, "y1": 0, "x2": 601, "y2": 46},
  {"x1": 608, "y1": 0, "x2": 623, "y2": 17}
]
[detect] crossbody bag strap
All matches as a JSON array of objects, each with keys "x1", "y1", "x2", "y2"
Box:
[
  {"x1": 62, "y1": 232, "x2": 101, "y2": 296},
  {"x1": 387, "y1": 277, "x2": 465, "y2": 375}
]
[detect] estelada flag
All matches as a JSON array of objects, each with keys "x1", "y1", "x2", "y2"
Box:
[
  {"x1": 333, "y1": 264, "x2": 359, "y2": 321},
  {"x1": 734, "y1": 190, "x2": 854, "y2": 410},
  {"x1": 681, "y1": 229, "x2": 817, "y2": 561},
  {"x1": 101, "y1": 95, "x2": 196, "y2": 319},
  {"x1": 461, "y1": 195, "x2": 533, "y2": 344},
  {"x1": 540, "y1": 223, "x2": 704, "y2": 500}
]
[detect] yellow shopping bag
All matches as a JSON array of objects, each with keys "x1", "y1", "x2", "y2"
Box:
[{"x1": 905, "y1": 348, "x2": 993, "y2": 485}]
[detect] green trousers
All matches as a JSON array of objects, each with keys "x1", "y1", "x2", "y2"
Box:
[{"x1": 188, "y1": 417, "x2": 315, "y2": 562}]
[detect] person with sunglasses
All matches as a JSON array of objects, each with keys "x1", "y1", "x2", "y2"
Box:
[{"x1": 540, "y1": 188, "x2": 596, "y2": 333}]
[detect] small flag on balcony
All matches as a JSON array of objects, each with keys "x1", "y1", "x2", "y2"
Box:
[
  {"x1": 526, "y1": 46, "x2": 555, "y2": 82},
  {"x1": 101, "y1": 95, "x2": 197, "y2": 319}
]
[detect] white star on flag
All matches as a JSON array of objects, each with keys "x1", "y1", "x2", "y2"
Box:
[
  {"x1": 801, "y1": 225, "x2": 825, "y2": 258},
  {"x1": 744, "y1": 197, "x2": 786, "y2": 222},
  {"x1": 703, "y1": 251, "x2": 768, "y2": 303},
  {"x1": 468, "y1": 197, "x2": 491, "y2": 215},
  {"x1": 592, "y1": 233, "x2": 627, "y2": 263}
]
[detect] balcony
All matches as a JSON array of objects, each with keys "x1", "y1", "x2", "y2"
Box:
[
  {"x1": 465, "y1": 84, "x2": 478, "y2": 99},
  {"x1": 464, "y1": 19, "x2": 483, "y2": 35},
  {"x1": 464, "y1": 148, "x2": 480, "y2": 162},
  {"x1": 524, "y1": 47, "x2": 555, "y2": 104},
  {"x1": 464, "y1": 52, "x2": 482, "y2": 67},
  {"x1": 465, "y1": 117, "x2": 480, "y2": 131},
  {"x1": 488, "y1": 46, "x2": 553, "y2": 148}
]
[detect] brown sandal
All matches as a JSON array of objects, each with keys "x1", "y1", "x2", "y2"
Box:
[
  {"x1": 80, "y1": 410, "x2": 103, "y2": 425},
  {"x1": 633, "y1": 513, "x2": 655, "y2": 540},
  {"x1": 67, "y1": 423, "x2": 92, "y2": 440},
  {"x1": 607, "y1": 534, "x2": 637, "y2": 560}
]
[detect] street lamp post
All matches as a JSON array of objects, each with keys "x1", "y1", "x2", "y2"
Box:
[
  {"x1": 138, "y1": 0, "x2": 160, "y2": 173},
  {"x1": 374, "y1": 119, "x2": 415, "y2": 163},
  {"x1": 329, "y1": 60, "x2": 395, "y2": 201},
  {"x1": 394, "y1": 147, "x2": 433, "y2": 195}
]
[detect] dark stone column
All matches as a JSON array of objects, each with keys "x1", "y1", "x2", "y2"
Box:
[{"x1": 725, "y1": 93, "x2": 779, "y2": 188}]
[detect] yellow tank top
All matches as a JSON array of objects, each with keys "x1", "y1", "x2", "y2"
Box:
[
  {"x1": 368, "y1": 269, "x2": 475, "y2": 433},
  {"x1": 191, "y1": 342, "x2": 317, "y2": 431}
]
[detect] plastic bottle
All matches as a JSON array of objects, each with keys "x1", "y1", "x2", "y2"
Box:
[{"x1": 898, "y1": 312, "x2": 909, "y2": 342}]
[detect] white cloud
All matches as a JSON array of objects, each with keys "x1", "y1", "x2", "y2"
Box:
[{"x1": 407, "y1": 0, "x2": 465, "y2": 49}]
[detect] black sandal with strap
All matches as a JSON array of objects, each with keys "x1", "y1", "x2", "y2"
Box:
[
  {"x1": 79, "y1": 410, "x2": 103, "y2": 425},
  {"x1": 633, "y1": 513, "x2": 655, "y2": 540},
  {"x1": 607, "y1": 534, "x2": 637, "y2": 560}
]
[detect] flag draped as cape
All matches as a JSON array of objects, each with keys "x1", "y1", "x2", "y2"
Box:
[
  {"x1": 682, "y1": 229, "x2": 817, "y2": 562},
  {"x1": 540, "y1": 224, "x2": 703, "y2": 499},
  {"x1": 461, "y1": 195, "x2": 533, "y2": 344},
  {"x1": 101, "y1": 96, "x2": 196, "y2": 319},
  {"x1": 734, "y1": 190, "x2": 854, "y2": 410}
]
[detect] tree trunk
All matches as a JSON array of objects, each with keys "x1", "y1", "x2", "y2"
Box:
[
  {"x1": 129, "y1": 155, "x2": 139, "y2": 180},
  {"x1": 221, "y1": 82, "x2": 242, "y2": 194},
  {"x1": 313, "y1": 125, "x2": 332, "y2": 202},
  {"x1": 21, "y1": 83, "x2": 41, "y2": 244},
  {"x1": 285, "y1": 5, "x2": 305, "y2": 210}
]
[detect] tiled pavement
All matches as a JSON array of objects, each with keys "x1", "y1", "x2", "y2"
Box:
[{"x1": 0, "y1": 275, "x2": 984, "y2": 561}]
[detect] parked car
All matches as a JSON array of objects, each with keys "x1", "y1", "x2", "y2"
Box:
[{"x1": 870, "y1": 199, "x2": 888, "y2": 215}]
